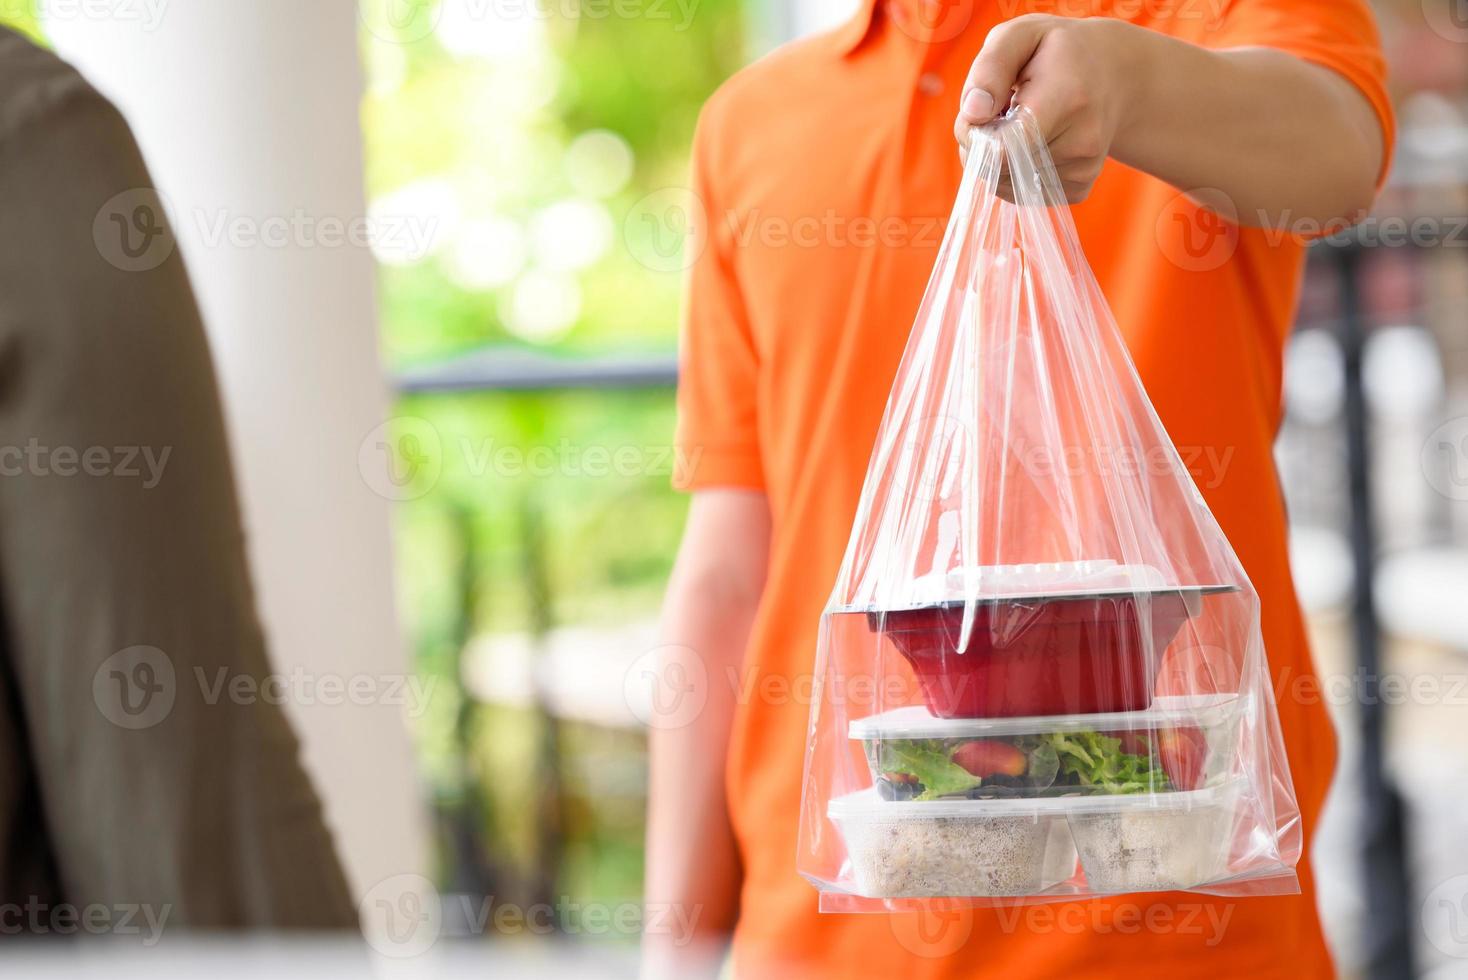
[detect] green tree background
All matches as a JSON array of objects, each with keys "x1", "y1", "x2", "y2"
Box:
[{"x1": 363, "y1": 1, "x2": 745, "y2": 921}]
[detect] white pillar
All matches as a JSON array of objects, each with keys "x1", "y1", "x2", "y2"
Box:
[{"x1": 46, "y1": 0, "x2": 427, "y2": 900}]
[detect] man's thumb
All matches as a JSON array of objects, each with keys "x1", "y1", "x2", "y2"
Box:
[{"x1": 959, "y1": 16, "x2": 1050, "y2": 123}]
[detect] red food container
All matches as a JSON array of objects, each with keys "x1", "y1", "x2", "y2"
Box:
[{"x1": 868, "y1": 588, "x2": 1219, "y2": 718}]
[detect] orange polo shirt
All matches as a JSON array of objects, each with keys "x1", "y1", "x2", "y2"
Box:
[{"x1": 673, "y1": 1, "x2": 1393, "y2": 977}]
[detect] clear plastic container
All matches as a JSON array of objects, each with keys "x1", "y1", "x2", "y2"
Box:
[
  {"x1": 827, "y1": 779, "x2": 1247, "y2": 899},
  {"x1": 1067, "y1": 779, "x2": 1244, "y2": 892},
  {"x1": 850, "y1": 694, "x2": 1246, "y2": 800},
  {"x1": 826, "y1": 789, "x2": 1076, "y2": 898}
]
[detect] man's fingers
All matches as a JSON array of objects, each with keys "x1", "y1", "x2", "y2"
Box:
[
  {"x1": 953, "y1": 114, "x2": 973, "y2": 151},
  {"x1": 1060, "y1": 180, "x2": 1092, "y2": 203},
  {"x1": 959, "y1": 88, "x2": 995, "y2": 126},
  {"x1": 957, "y1": 15, "x2": 1052, "y2": 127},
  {"x1": 1056, "y1": 158, "x2": 1104, "y2": 189},
  {"x1": 1010, "y1": 52, "x2": 1088, "y2": 153}
]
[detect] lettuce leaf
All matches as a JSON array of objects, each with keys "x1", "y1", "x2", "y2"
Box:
[
  {"x1": 1041, "y1": 730, "x2": 1171, "y2": 794},
  {"x1": 876, "y1": 739, "x2": 983, "y2": 800},
  {"x1": 875, "y1": 729, "x2": 1166, "y2": 800},
  {"x1": 1025, "y1": 740, "x2": 1060, "y2": 789}
]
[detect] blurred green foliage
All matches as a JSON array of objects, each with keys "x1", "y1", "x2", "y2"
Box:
[
  {"x1": 363, "y1": 0, "x2": 745, "y2": 364},
  {"x1": 0, "y1": 0, "x2": 45, "y2": 43},
  {"x1": 393, "y1": 389, "x2": 685, "y2": 649},
  {"x1": 361, "y1": 0, "x2": 746, "y2": 926}
]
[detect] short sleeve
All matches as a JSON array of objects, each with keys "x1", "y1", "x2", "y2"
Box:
[
  {"x1": 1204, "y1": 0, "x2": 1395, "y2": 184},
  {"x1": 671, "y1": 105, "x2": 765, "y2": 492}
]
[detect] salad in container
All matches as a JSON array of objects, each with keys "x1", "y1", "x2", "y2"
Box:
[{"x1": 851, "y1": 694, "x2": 1244, "y2": 801}]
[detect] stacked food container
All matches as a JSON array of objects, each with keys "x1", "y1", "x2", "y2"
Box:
[
  {"x1": 799, "y1": 113, "x2": 1303, "y2": 909},
  {"x1": 823, "y1": 562, "x2": 1257, "y2": 899}
]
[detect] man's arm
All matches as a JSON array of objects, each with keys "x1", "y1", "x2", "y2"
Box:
[
  {"x1": 0, "y1": 27, "x2": 355, "y2": 926},
  {"x1": 954, "y1": 15, "x2": 1385, "y2": 224},
  {"x1": 642, "y1": 489, "x2": 771, "y2": 978}
]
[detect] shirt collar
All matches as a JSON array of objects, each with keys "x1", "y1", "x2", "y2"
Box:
[{"x1": 835, "y1": 0, "x2": 985, "y2": 56}]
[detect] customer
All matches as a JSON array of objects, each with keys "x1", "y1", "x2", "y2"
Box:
[
  {"x1": 646, "y1": 0, "x2": 1389, "y2": 977},
  {"x1": 0, "y1": 27, "x2": 355, "y2": 930}
]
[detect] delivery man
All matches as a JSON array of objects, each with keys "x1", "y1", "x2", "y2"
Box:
[{"x1": 645, "y1": 0, "x2": 1391, "y2": 976}]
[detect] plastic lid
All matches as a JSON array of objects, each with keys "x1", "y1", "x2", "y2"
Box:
[
  {"x1": 832, "y1": 562, "x2": 1237, "y2": 614},
  {"x1": 847, "y1": 694, "x2": 1246, "y2": 741},
  {"x1": 827, "y1": 778, "x2": 1245, "y2": 821},
  {"x1": 908, "y1": 561, "x2": 1155, "y2": 600}
]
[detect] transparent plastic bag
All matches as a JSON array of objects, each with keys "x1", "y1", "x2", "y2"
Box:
[{"x1": 797, "y1": 109, "x2": 1302, "y2": 911}]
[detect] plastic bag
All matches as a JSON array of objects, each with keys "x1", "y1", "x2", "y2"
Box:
[{"x1": 797, "y1": 108, "x2": 1302, "y2": 911}]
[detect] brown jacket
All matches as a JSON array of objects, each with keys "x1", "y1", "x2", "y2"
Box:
[{"x1": 0, "y1": 26, "x2": 355, "y2": 932}]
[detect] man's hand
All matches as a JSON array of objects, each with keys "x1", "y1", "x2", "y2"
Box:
[
  {"x1": 951, "y1": 14, "x2": 1385, "y2": 224},
  {"x1": 954, "y1": 15, "x2": 1136, "y2": 203}
]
